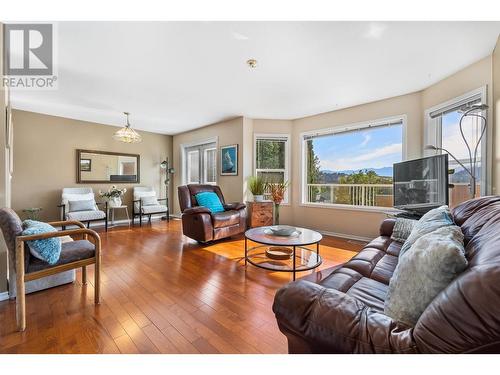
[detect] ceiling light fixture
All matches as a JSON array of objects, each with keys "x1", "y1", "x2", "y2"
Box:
[
  {"x1": 113, "y1": 112, "x2": 142, "y2": 143},
  {"x1": 247, "y1": 59, "x2": 257, "y2": 68}
]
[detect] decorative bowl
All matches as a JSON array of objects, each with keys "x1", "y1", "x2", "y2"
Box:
[{"x1": 269, "y1": 225, "x2": 296, "y2": 236}]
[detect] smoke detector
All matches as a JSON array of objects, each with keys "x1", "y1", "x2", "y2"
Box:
[{"x1": 246, "y1": 59, "x2": 257, "y2": 68}]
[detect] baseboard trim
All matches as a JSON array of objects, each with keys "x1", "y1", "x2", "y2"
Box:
[
  {"x1": 0, "y1": 291, "x2": 9, "y2": 302},
  {"x1": 54, "y1": 214, "x2": 179, "y2": 230},
  {"x1": 318, "y1": 230, "x2": 371, "y2": 243}
]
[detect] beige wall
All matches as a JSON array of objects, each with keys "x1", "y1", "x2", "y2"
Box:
[
  {"x1": 421, "y1": 56, "x2": 494, "y2": 193},
  {"x1": 493, "y1": 38, "x2": 500, "y2": 193},
  {"x1": 172, "y1": 56, "x2": 496, "y2": 240},
  {"x1": 0, "y1": 22, "x2": 9, "y2": 293},
  {"x1": 290, "y1": 92, "x2": 422, "y2": 238},
  {"x1": 11, "y1": 110, "x2": 173, "y2": 222},
  {"x1": 172, "y1": 117, "x2": 245, "y2": 214}
]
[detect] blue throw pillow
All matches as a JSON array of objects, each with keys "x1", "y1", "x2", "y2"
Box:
[
  {"x1": 195, "y1": 192, "x2": 224, "y2": 213},
  {"x1": 22, "y1": 220, "x2": 61, "y2": 265}
]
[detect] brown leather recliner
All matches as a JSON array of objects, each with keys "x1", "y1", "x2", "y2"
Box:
[
  {"x1": 273, "y1": 196, "x2": 500, "y2": 354},
  {"x1": 178, "y1": 184, "x2": 247, "y2": 243}
]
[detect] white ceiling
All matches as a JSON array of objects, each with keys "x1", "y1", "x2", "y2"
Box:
[{"x1": 10, "y1": 21, "x2": 500, "y2": 135}]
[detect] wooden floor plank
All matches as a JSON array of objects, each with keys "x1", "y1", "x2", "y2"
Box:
[{"x1": 0, "y1": 220, "x2": 361, "y2": 354}]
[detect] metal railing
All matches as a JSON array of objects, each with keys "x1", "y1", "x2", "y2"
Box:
[{"x1": 306, "y1": 183, "x2": 393, "y2": 207}]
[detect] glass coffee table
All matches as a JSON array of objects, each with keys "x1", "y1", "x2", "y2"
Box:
[{"x1": 244, "y1": 226, "x2": 323, "y2": 280}]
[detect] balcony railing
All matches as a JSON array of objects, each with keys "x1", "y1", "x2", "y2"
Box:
[{"x1": 306, "y1": 183, "x2": 393, "y2": 207}]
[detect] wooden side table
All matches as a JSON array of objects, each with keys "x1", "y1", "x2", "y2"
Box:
[
  {"x1": 247, "y1": 201, "x2": 273, "y2": 228},
  {"x1": 108, "y1": 205, "x2": 131, "y2": 227}
]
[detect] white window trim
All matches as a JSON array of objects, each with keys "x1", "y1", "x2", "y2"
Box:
[
  {"x1": 299, "y1": 114, "x2": 407, "y2": 209},
  {"x1": 203, "y1": 147, "x2": 217, "y2": 185},
  {"x1": 253, "y1": 133, "x2": 291, "y2": 205},
  {"x1": 180, "y1": 136, "x2": 218, "y2": 185},
  {"x1": 423, "y1": 86, "x2": 489, "y2": 195}
]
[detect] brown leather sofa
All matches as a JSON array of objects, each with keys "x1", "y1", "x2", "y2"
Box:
[
  {"x1": 178, "y1": 184, "x2": 247, "y2": 242},
  {"x1": 273, "y1": 196, "x2": 500, "y2": 353}
]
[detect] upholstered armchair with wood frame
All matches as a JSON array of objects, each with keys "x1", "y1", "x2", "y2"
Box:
[
  {"x1": 133, "y1": 186, "x2": 169, "y2": 226},
  {"x1": 178, "y1": 184, "x2": 247, "y2": 243},
  {"x1": 0, "y1": 207, "x2": 102, "y2": 332},
  {"x1": 58, "y1": 187, "x2": 108, "y2": 231}
]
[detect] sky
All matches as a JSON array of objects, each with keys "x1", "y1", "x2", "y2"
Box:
[
  {"x1": 312, "y1": 125, "x2": 403, "y2": 172},
  {"x1": 442, "y1": 111, "x2": 483, "y2": 162}
]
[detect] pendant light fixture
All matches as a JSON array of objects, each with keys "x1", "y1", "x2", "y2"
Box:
[{"x1": 113, "y1": 112, "x2": 142, "y2": 143}]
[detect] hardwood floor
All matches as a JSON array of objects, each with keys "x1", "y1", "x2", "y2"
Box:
[{"x1": 0, "y1": 220, "x2": 364, "y2": 354}]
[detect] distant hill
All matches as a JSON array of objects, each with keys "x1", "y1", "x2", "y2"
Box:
[{"x1": 321, "y1": 167, "x2": 393, "y2": 177}]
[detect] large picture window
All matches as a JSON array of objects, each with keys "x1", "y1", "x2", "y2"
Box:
[
  {"x1": 255, "y1": 135, "x2": 290, "y2": 203},
  {"x1": 302, "y1": 118, "x2": 404, "y2": 208},
  {"x1": 425, "y1": 88, "x2": 488, "y2": 207}
]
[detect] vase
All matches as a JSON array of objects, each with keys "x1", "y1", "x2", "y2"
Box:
[
  {"x1": 254, "y1": 194, "x2": 264, "y2": 202},
  {"x1": 273, "y1": 203, "x2": 280, "y2": 225},
  {"x1": 109, "y1": 197, "x2": 122, "y2": 208}
]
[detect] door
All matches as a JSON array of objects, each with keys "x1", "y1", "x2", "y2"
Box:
[{"x1": 184, "y1": 142, "x2": 217, "y2": 185}]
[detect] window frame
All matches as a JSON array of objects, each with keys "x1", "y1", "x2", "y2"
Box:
[
  {"x1": 203, "y1": 147, "x2": 217, "y2": 185},
  {"x1": 424, "y1": 86, "x2": 489, "y2": 196},
  {"x1": 253, "y1": 133, "x2": 291, "y2": 205},
  {"x1": 299, "y1": 115, "x2": 407, "y2": 211},
  {"x1": 180, "y1": 137, "x2": 218, "y2": 186}
]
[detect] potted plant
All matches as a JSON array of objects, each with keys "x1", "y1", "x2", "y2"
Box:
[
  {"x1": 266, "y1": 180, "x2": 289, "y2": 225},
  {"x1": 99, "y1": 185, "x2": 127, "y2": 208},
  {"x1": 248, "y1": 176, "x2": 265, "y2": 202}
]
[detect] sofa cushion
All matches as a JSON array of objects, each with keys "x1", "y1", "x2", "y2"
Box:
[
  {"x1": 212, "y1": 210, "x2": 240, "y2": 228},
  {"x1": 141, "y1": 196, "x2": 159, "y2": 206},
  {"x1": 66, "y1": 210, "x2": 105, "y2": 222},
  {"x1": 68, "y1": 199, "x2": 97, "y2": 212},
  {"x1": 141, "y1": 204, "x2": 168, "y2": 214},
  {"x1": 22, "y1": 220, "x2": 61, "y2": 264},
  {"x1": 195, "y1": 191, "x2": 224, "y2": 213},
  {"x1": 384, "y1": 225, "x2": 467, "y2": 326},
  {"x1": 399, "y1": 205, "x2": 454, "y2": 258},
  {"x1": 391, "y1": 218, "x2": 417, "y2": 243},
  {"x1": 27, "y1": 240, "x2": 95, "y2": 273}
]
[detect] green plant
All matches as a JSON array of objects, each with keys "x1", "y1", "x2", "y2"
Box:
[{"x1": 248, "y1": 175, "x2": 265, "y2": 196}]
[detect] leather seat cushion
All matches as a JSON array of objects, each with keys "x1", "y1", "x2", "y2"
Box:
[
  {"x1": 302, "y1": 235, "x2": 400, "y2": 310},
  {"x1": 27, "y1": 240, "x2": 95, "y2": 273},
  {"x1": 212, "y1": 210, "x2": 240, "y2": 228}
]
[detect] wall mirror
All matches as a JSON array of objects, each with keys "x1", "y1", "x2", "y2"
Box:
[{"x1": 77, "y1": 149, "x2": 140, "y2": 183}]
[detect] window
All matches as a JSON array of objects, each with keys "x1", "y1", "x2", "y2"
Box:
[
  {"x1": 183, "y1": 141, "x2": 217, "y2": 185},
  {"x1": 302, "y1": 118, "x2": 404, "y2": 208},
  {"x1": 425, "y1": 88, "x2": 487, "y2": 207},
  {"x1": 254, "y1": 135, "x2": 290, "y2": 203}
]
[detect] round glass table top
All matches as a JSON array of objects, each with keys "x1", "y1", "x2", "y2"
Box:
[{"x1": 245, "y1": 226, "x2": 322, "y2": 246}]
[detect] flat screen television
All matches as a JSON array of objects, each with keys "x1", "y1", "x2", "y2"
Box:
[{"x1": 393, "y1": 154, "x2": 449, "y2": 213}]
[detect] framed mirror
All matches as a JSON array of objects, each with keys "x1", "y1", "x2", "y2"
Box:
[{"x1": 77, "y1": 149, "x2": 140, "y2": 183}]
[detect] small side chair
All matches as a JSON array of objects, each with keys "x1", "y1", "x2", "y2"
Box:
[
  {"x1": 133, "y1": 186, "x2": 169, "y2": 226},
  {"x1": 0, "y1": 207, "x2": 102, "y2": 332},
  {"x1": 58, "y1": 187, "x2": 108, "y2": 231}
]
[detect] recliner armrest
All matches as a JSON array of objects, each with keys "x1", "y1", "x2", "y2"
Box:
[
  {"x1": 223, "y1": 202, "x2": 246, "y2": 211},
  {"x1": 183, "y1": 206, "x2": 211, "y2": 215},
  {"x1": 273, "y1": 280, "x2": 417, "y2": 354}
]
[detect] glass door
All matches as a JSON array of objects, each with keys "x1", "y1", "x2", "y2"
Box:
[{"x1": 184, "y1": 142, "x2": 217, "y2": 185}]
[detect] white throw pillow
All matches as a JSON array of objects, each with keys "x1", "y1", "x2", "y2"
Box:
[{"x1": 384, "y1": 225, "x2": 467, "y2": 326}]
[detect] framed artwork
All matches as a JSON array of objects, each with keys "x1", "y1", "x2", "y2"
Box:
[
  {"x1": 220, "y1": 144, "x2": 238, "y2": 176},
  {"x1": 80, "y1": 158, "x2": 92, "y2": 172}
]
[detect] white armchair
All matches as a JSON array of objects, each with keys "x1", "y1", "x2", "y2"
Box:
[
  {"x1": 59, "y1": 187, "x2": 108, "y2": 231},
  {"x1": 133, "y1": 186, "x2": 168, "y2": 226}
]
